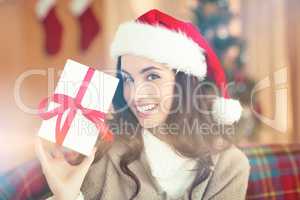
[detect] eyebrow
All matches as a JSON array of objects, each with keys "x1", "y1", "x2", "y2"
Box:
[
  {"x1": 121, "y1": 66, "x2": 162, "y2": 76},
  {"x1": 140, "y1": 66, "x2": 162, "y2": 74}
]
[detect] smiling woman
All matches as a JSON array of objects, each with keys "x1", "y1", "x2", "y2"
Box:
[
  {"x1": 103, "y1": 52, "x2": 246, "y2": 200},
  {"x1": 40, "y1": 9, "x2": 249, "y2": 200}
]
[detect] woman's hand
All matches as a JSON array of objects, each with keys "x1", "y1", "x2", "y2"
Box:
[{"x1": 35, "y1": 138, "x2": 96, "y2": 200}]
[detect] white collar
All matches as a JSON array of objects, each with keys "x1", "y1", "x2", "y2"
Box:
[{"x1": 142, "y1": 128, "x2": 197, "y2": 179}]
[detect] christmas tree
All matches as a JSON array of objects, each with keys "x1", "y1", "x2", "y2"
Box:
[{"x1": 193, "y1": 0, "x2": 261, "y2": 142}]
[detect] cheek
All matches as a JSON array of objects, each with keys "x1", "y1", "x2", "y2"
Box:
[{"x1": 158, "y1": 80, "x2": 175, "y2": 116}]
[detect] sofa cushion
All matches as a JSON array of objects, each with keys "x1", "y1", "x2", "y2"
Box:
[
  {"x1": 243, "y1": 144, "x2": 300, "y2": 200},
  {"x1": 0, "y1": 159, "x2": 50, "y2": 200}
]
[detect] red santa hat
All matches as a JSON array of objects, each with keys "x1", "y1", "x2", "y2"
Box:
[{"x1": 110, "y1": 9, "x2": 242, "y2": 125}]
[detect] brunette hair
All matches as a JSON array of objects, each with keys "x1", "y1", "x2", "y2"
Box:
[{"x1": 95, "y1": 56, "x2": 235, "y2": 200}]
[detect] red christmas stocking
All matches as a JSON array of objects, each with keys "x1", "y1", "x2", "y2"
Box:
[
  {"x1": 70, "y1": 0, "x2": 100, "y2": 51},
  {"x1": 36, "y1": 0, "x2": 63, "y2": 55}
]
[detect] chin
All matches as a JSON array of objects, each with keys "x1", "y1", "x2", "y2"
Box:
[{"x1": 137, "y1": 118, "x2": 161, "y2": 129}]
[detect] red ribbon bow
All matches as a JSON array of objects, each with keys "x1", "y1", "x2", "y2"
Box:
[{"x1": 38, "y1": 68, "x2": 113, "y2": 145}]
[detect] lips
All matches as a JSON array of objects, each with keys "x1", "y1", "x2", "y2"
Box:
[{"x1": 135, "y1": 103, "x2": 159, "y2": 118}]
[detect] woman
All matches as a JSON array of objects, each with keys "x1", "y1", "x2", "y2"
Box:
[{"x1": 36, "y1": 9, "x2": 250, "y2": 200}]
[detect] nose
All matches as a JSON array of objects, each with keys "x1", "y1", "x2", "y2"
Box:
[{"x1": 132, "y1": 81, "x2": 160, "y2": 101}]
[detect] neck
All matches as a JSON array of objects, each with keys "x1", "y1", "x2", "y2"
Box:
[
  {"x1": 143, "y1": 127, "x2": 179, "y2": 155},
  {"x1": 145, "y1": 127, "x2": 172, "y2": 142}
]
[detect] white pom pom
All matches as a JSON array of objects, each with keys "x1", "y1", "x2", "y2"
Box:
[
  {"x1": 212, "y1": 97, "x2": 243, "y2": 125},
  {"x1": 35, "y1": 0, "x2": 56, "y2": 19}
]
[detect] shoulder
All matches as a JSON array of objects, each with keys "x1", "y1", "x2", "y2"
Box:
[
  {"x1": 210, "y1": 144, "x2": 251, "y2": 183},
  {"x1": 198, "y1": 145, "x2": 251, "y2": 199},
  {"x1": 202, "y1": 144, "x2": 250, "y2": 199},
  {"x1": 212, "y1": 144, "x2": 250, "y2": 173}
]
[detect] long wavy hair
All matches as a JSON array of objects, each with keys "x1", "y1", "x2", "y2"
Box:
[{"x1": 92, "y1": 56, "x2": 235, "y2": 200}]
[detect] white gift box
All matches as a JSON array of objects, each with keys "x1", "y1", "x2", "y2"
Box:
[{"x1": 38, "y1": 59, "x2": 119, "y2": 156}]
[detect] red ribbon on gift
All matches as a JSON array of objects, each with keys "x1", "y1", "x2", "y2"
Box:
[{"x1": 38, "y1": 67, "x2": 114, "y2": 145}]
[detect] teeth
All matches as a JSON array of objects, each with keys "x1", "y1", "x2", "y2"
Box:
[{"x1": 137, "y1": 104, "x2": 157, "y2": 112}]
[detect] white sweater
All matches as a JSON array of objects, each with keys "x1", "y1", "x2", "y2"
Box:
[
  {"x1": 48, "y1": 129, "x2": 198, "y2": 200},
  {"x1": 142, "y1": 128, "x2": 198, "y2": 199}
]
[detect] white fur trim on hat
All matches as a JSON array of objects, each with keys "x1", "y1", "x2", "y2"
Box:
[
  {"x1": 212, "y1": 97, "x2": 243, "y2": 125},
  {"x1": 35, "y1": 0, "x2": 56, "y2": 19},
  {"x1": 110, "y1": 21, "x2": 207, "y2": 80},
  {"x1": 70, "y1": 0, "x2": 91, "y2": 16}
]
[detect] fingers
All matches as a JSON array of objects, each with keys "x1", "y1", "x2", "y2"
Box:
[
  {"x1": 51, "y1": 144, "x2": 65, "y2": 160},
  {"x1": 35, "y1": 137, "x2": 53, "y2": 170}
]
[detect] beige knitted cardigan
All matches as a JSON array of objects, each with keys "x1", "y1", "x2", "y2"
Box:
[{"x1": 80, "y1": 141, "x2": 250, "y2": 200}]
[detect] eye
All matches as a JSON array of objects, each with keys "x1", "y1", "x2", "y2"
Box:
[{"x1": 147, "y1": 73, "x2": 161, "y2": 81}]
